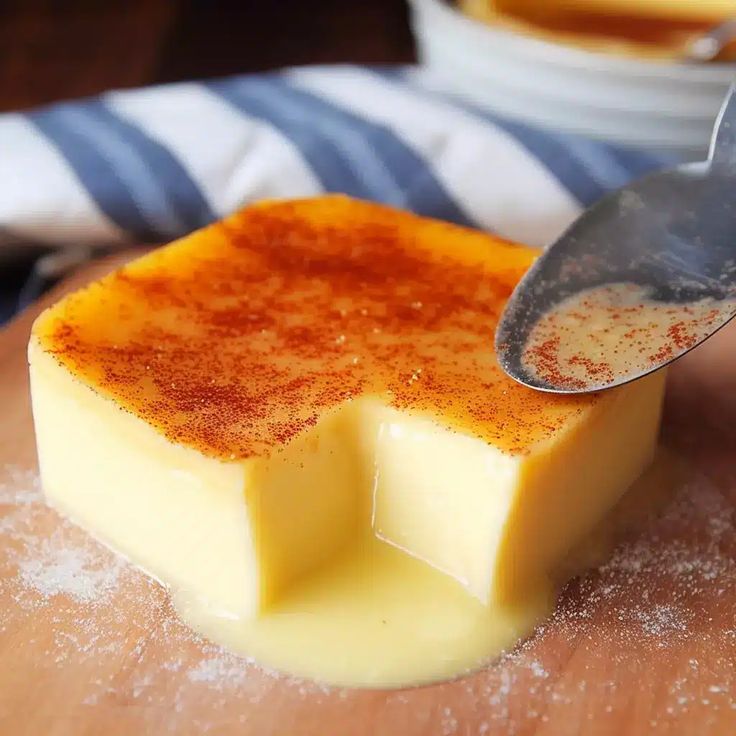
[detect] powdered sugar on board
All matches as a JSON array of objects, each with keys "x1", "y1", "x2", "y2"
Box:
[
  {"x1": 1, "y1": 453, "x2": 736, "y2": 735},
  {"x1": 0, "y1": 466, "x2": 297, "y2": 731}
]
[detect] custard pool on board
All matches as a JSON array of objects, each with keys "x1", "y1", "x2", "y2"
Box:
[{"x1": 173, "y1": 536, "x2": 547, "y2": 688}]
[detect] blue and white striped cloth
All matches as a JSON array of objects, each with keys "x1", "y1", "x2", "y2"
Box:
[{"x1": 0, "y1": 65, "x2": 674, "y2": 318}]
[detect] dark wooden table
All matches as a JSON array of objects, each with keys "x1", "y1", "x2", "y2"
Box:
[{"x1": 0, "y1": 0, "x2": 415, "y2": 113}]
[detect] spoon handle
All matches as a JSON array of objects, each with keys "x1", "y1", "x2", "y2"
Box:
[{"x1": 709, "y1": 83, "x2": 736, "y2": 170}]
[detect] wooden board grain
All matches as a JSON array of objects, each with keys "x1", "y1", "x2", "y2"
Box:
[{"x1": 1, "y1": 254, "x2": 736, "y2": 735}]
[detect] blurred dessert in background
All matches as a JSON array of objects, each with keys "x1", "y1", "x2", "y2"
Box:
[
  {"x1": 459, "y1": 0, "x2": 736, "y2": 61},
  {"x1": 409, "y1": 0, "x2": 734, "y2": 156}
]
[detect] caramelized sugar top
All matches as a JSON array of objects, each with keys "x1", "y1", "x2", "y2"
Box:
[{"x1": 34, "y1": 197, "x2": 598, "y2": 460}]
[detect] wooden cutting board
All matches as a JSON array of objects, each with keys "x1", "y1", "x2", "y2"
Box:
[{"x1": 2, "y1": 254, "x2": 736, "y2": 736}]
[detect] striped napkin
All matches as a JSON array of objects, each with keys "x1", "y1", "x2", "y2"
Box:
[{"x1": 0, "y1": 65, "x2": 673, "y2": 320}]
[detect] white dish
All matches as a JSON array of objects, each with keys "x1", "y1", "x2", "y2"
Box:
[{"x1": 408, "y1": 0, "x2": 735, "y2": 158}]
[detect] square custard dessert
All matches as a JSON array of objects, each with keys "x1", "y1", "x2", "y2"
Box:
[{"x1": 29, "y1": 196, "x2": 665, "y2": 686}]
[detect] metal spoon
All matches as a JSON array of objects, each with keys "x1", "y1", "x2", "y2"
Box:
[{"x1": 495, "y1": 84, "x2": 736, "y2": 394}]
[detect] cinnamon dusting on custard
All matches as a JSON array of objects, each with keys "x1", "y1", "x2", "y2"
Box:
[{"x1": 34, "y1": 196, "x2": 595, "y2": 460}]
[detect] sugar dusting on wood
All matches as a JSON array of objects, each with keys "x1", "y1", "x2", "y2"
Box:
[{"x1": 2, "y1": 456, "x2": 736, "y2": 734}]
